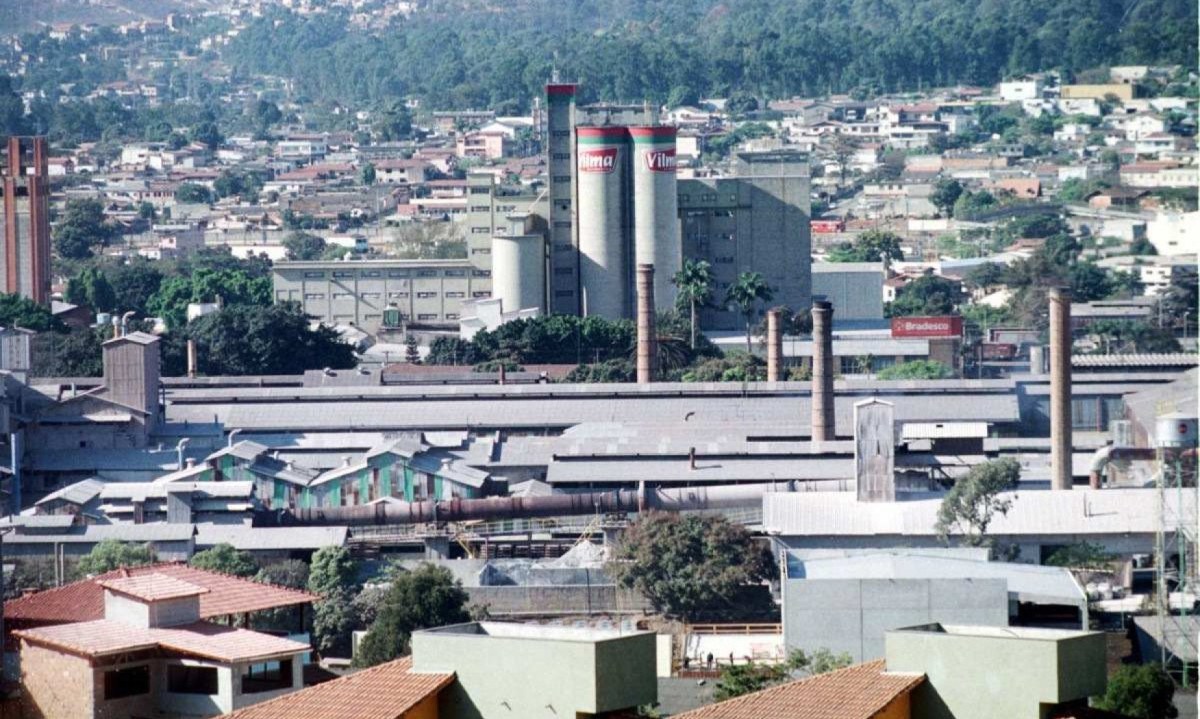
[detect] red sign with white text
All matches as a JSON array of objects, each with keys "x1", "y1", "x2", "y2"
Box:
[
  {"x1": 644, "y1": 149, "x2": 676, "y2": 173},
  {"x1": 891, "y1": 316, "x2": 963, "y2": 338},
  {"x1": 579, "y1": 148, "x2": 618, "y2": 173}
]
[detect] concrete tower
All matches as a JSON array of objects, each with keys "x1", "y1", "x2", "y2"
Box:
[
  {"x1": 629, "y1": 126, "x2": 680, "y2": 311},
  {"x1": 545, "y1": 83, "x2": 579, "y2": 315},
  {"x1": 1, "y1": 137, "x2": 51, "y2": 304},
  {"x1": 576, "y1": 126, "x2": 630, "y2": 318}
]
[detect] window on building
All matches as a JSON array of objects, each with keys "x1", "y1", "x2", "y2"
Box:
[
  {"x1": 714, "y1": 210, "x2": 734, "y2": 218},
  {"x1": 416, "y1": 292, "x2": 437, "y2": 298},
  {"x1": 417, "y1": 270, "x2": 438, "y2": 277},
  {"x1": 471, "y1": 227, "x2": 491, "y2": 234},
  {"x1": 302, "y1": 271, "x2": 325, "y2": 279},
  {"x1": 104, "y1": 665, "x2": 150, "y2": 700},
  {"x1": 388, "y1": 292, "x2": 409, "y2": 299},
  {"x1": 1072, "y1": 398, "x2": 1103, "y2": 430},
  {"x1": 470, "y1": 205, "x2": 490, "y2": 212},
  {"x1": 469, "y1": 187, "x2": 490, "y2": 195},
  {"x1": 332, "y1": 292, "x2": 353, "y2": 300},
  {"x1": 362, "y1": 271, "x2": 381, "y2": 278},
  {"x1": 472, "y1": 291, "x2": 491, "y2": 298},
  {"x1": 553, "y1": 221, "x2": 571, "y2": 228},
  {"x1": 418, "y1": 313, "x2": 438, "y2": 321},
  {"x1": 241, "y1": 659, "x2": 293, "y2": 694},
  {"x1": 303, "y1": 293, "x2": 325, "y2": 300},
  {"x1": 551, "y1": 130, "x2": 569, "y2": 138},
  {"x1": 553, "y1": 175, "x2": 571, "y2": 182},
  {"x1": 497, "y1": 205, "x2": 516, "y2": 213},
  {"x1": 361, "y1": 292, "x2": 381, "y2": 300},
  {"x1": 446, "y1": 313, "x2": 459, "y2": 320},
  {"x1": 168, "y1": 665, "x2": 219, "y2": 695},
  {"x1": 387, "y1": 270, "x2": 410, "y2": 278},
  {"x1": 472, "y1": 270, "x2": 492, "y2": 277},
  {"x1": 445, "y1": 269, "x2": 467, "y2": 277},
  {"x1": 446, "y1": 291, "x2": 465, "y2": 298},
  {"x1": 333, "y1": 271, "x2": 355, "y2": 278},
  {"x1": 552, "y1": 153, "x2": 571, "y2": 160}
]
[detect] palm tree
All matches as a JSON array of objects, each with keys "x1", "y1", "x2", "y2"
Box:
[
  {"x1": 725, "y1": 272, "x2": 774, "y2": 354},
  {"x1": 672, "y1": 259, "x2": 715, "y2": 349}
]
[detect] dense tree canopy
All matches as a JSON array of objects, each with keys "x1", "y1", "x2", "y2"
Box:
[
  {"x1": 935, "y1": 458, "x2": 1021, "y2": 547},
  {"x1": 188, "y1": 543, "x2": 259, "y2": 578},
  {"x1": 608, "y1": 512, "x2": 775, "y2": 620},
  {"x1": 1095, "y1": 664, "x2": 1178, "y2": 719},
  {"x1": 354, "y1": 564, "x2": 470, "y2": 667},
  {"x1": 76, "y1": 540, "x2": 155, "y2": 576},
  {"x1": 222, "y1": 0, "x2": 1195, "y2": 111}
]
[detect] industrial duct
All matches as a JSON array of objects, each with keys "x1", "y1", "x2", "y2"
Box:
[{"x1": 285, "y1": 481, "x2": 808, "y2": 527}]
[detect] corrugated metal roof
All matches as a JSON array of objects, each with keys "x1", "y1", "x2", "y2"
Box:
[
  {"x1": 4, "y1": 523, "x2": 196, "y2": 545},
  {"x1": 900, "y1": 422, "x2": 989, "y2": 439},
  {"x1": 34, "y1": 479, "x2": 105, "y2": 506},
  {"x1": 1072, "y1": 353, "x2": 1199, "y2": 368},
  {"x1": 193, "y1": 524, "x2": 347, "y2": 551},
  {"x1": 547, "y1": 457, "x2": 855, "y2": 485},
  {"x1": 763, "y1": 489, "x2": 1192, "y2": 538},
  {"x1": 785, "y1": 552, "x2": 1085, "y2": 606}
]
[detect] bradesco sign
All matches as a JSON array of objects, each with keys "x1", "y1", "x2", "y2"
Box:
[
  {"x1": 891, "y1": 316, "x2": 964, "y2": 338},
  {"x1": 643, "y1": 148, "x2": 677, "y2": 173},
  {"x1": 578, "y1": 148, "x2": 618, "y2": 173}
]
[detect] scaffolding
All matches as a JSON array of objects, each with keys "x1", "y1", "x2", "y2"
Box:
[{"x1": 1154, "y1": 408, "x2": 1198, "y2": 685}]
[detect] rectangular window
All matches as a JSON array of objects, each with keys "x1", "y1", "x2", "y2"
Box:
[
  {"x1": 302, "y1": 271, "x2": 325, "y2": 279},
  {"x1": 472, "y1": 270, "x2": 492, "y2": 277},
  {"x1": 470, "y1": 205, "x2": 490, "y2": 212},
  {"x1": 446, "y1": 313, "x2": 459, "y2": 320},
  {"x1": 417, "y1": 270, "x2": 438, "y2": 277},
  {"x1": 418, "y1": 313, "x2": 437, "y2": 320},
  {"x1": 714, "y1": 210, "x2": 734, "y2": 218},
  {"x1": 387, "y1": 270, "x2": 410, "y2": 278},
  {"x1": 553, "y1": 221, "x2": 571, "y2": 228},
  {"x1": 497, "y1": 205, "x2": 516, "y2": 213},
  {"x1": 472, "y1": 291, "x2": 491, "y2": 298},
  {"x1": 361, "y1": 292, "x2": 381, "y2": 300},
  {"x1": 241, "y1": 659, "x2": 293, "y2": 695},
  {"x1": 333, "y1": 271, "x2": 355, "y2": 278},
  {"x1": 362, "y1": 271, "x2": 381, "y2": 278},
  {"x1": 553, "y1": 175, "x2": 571, "y2": 182},
  {"x1": 168, "y1": 665, "x2": 219, "y2": 695},
  {"x1": 388, "y1": 291, "x2": 409, "y2": 299},
  {"x1": 551, "y1": 130, "x2": 569, "y2": 138},
  {"x1": 416, "y1": 292, "x2": 437, "y2": 298},
  {"x1": 552, "y1": 153, "x2": 571, "y2": 160},
  {"x1": 444, "y1": 269, "x2": 466, "y2": 277},
  {"x1": 332, "y1": 292, "x2": 353, "y2": 299},
  {"x1": 469, "y1": 187, "x2": 490, "y2": 195},
  {"x1": 471, "y1": 227, "x2": 491, "y2": 234},
  {"x1": 446, "y1": 291, "x2": 465, "y2": 298},
  {"x1": 303, "y1": 293, "x2": 325, "y2": 300},
  {"x1": 104, "y1": 665, "x2": 150, "y2": 700}
]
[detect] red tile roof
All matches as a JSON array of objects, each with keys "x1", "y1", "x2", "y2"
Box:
[
  {"x1": 219, "y1": 657, "x2": 454, "y2": 719},
  {"x1": 5, "y1": 563, "x2": 316, "y2": 626},
  {"x1": 99, "y1": 573, "x2": 209, "y2": 602},
  {"x1": 671, "y1": 660, "x2": 925, "y2": 719},
  {"x1": 15, "y1": 619, "x2": 308, "y2": 663}
]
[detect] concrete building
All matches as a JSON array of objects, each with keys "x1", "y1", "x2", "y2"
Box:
[
  {"x1": 271, "y1": 259, "x2": 490, "y2": 332},
  {"x1": 679, "y1": 151, "x2": 812, "y2": 330},
  {"x1": 885, "y1": 624, "x2": 1106, "y2": 719},
  {"x1": 781, "y1": 551, "x2": 1087, "y2": 662},
  {"x1": 1, "y1": 137, "x2": 52, "y2": 304},
  {"x1": 811, "y1": 263, "x2": 885, "y2": 324},
  {"x1": 411, "y1": 622, "x2": 657, "y2": 719}
]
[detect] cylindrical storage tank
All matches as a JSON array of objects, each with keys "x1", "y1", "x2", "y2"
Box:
[
  {"x1": 629, "y1": 126, "x2": 681, "y2": 311},
  {"x1": 491, "y1": 234, "x2": 546, "y2": 313},
  {"x1": 576, "y1": 126, "x2": 629, "y2": 319}
]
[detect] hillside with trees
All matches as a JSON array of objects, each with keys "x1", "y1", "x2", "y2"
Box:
[{"x1": 223, "y1": 0, "x2": 1195, "y2": 111}]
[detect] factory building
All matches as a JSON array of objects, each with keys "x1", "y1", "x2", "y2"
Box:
[
  {"x1": 679, "y1": 151, "x2": 812, "y2": 330},
  {"x1": 1, "y1": 137, "x2": 52, "y2": 304}
]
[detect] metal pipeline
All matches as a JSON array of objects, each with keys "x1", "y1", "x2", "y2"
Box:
[{"x1": 285, "y1": 481, "x2": 813, "y2": 526}]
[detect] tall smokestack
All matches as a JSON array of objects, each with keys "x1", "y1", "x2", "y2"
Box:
[
  {"x1": 1049, "y1": 288, "x2": 1073, "y2": 490},
  {"x1": 186, "y1": 339, "x2": 197, "y2": 379},
  {"x1": 636, "y1": 263, "x2": 657, "y2": 384},
  {"x1": 811, "y1": 300, "x2": 834, "y2": 443},
  {"x1": 766, "y1": 309, "x2": 783, "y2": 382}
]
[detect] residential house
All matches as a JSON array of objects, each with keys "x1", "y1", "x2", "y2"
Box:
[
  {"x1": 1146, "y1": 211, "x2": 1199, "y2": 255},
  {"x1": 16, "y1": 572, "x2": 309, "y2": 718}
]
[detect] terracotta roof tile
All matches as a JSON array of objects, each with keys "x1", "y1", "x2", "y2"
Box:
[
  {"x1": 99, "y1": 573, "x2": 209, "y2": 602},
  {"x1": 219, "y1": 657, "x2": 454, "y2": 719},
  {"x1": 5, "y1": 563, "x2": 316, "y2": 626},
  {"x1": 671, "y1": 660, "x2": 925, "y2": 719},
  {"x1": 15, "y1": 619, "x2": 308, "y2": 662}
]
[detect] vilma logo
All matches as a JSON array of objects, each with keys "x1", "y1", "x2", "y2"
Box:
[
  {"x1": 579, "y1": 148, "x2": 618, "y2": 173},
  {"x1": 644, "y1": 149, "x2": 677, "y2": 173}
]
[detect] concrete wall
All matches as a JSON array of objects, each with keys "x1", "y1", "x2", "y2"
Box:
[
  {"x1": 464, "y1": 585, "x2": 651, "y2": 616},
  {"x1": 885, "y1": 626, "x2": 1106, "y2": 719},
  {"x1": 812, "y1": 265, "x2": 884, "y2": 320},
  {"x1": 20, "y1": 641, "x2": 97, "y2": 719},
  {"x1": 411, "y1": 624, "x2": 656, "y2": 719},
  {"x1": 783, "y1": 578, "x2": 1009, "y2": 662}
]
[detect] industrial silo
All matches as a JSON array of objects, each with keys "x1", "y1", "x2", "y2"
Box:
[
  {"x1": 491, "y1": 231, "x2": 546, "y2": 313},
  {"x1": 576, "y1": 126, "x2": 629, "y2": 319},
  {"x1": 629, "y1": 126, "x2": 680, "y2": 310}
]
